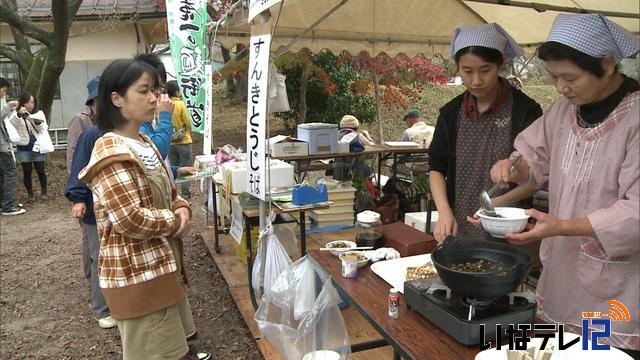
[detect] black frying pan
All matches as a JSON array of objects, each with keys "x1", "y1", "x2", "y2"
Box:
[{"x1": 431, "y1": 236, "x2": 532, "y2": 299}]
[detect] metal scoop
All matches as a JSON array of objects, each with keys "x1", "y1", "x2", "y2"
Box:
[{"x1": 480, "y1": 155, "x2": 522, "y2": 217}]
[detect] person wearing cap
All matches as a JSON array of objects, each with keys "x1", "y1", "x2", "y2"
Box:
[
  {"x1": 67, "y1": 75, "x2": 100, "y2": 174},
  {"x1": 490, "y1": 14, "x2": 639, "y2": 354},
  {"x1": 400, "y1": 109, "x2": 434, "y2": 147},
  {"x1": 428, "y1": 23, "x2": 543, "y2": 243},
  {"x1": 332, "y1": 114, "x2": 374, "y2": 181},
  {"x1": 64, "y1": 75, "x2": 117, "y2": 329}
]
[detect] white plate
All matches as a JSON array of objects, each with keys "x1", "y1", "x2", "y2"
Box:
[
  {"x1": 384, "y1": 141, "x2": 420, "y2": 148},
  {"x1": 370, "y1": 254, "x2": 431, "y2": 293},
  {"x1": 474, "y1": 332, "x2": 632, "y2": 360}
]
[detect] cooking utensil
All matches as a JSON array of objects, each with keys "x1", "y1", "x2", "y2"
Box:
[
  {"x1": 431, "y1": 236, "x2": 532, "y2": 299},
  {"x1": 320, "y1": 246, "x2": 373, "y2": 251},
  {"x1": 480, "y1": 155, "x2": 523, "y2": 217}
]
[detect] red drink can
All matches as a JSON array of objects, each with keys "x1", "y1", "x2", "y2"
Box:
[{"x1": 388, "y1": 288, "x2": 399, "y2": 318}]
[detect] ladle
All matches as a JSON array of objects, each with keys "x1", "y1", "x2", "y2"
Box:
[{"x1": 479, "y1": 155, "x2": 522, "y2": 217}]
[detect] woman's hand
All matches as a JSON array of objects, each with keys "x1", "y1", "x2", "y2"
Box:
[
  {"x1": 490, "y1": 157, "x2": 530, "y2": 185},
  {"x1": 7, "y1": 100, "x2": 18, "y2": 109},
  {"x1": 433, "y1": 211, "x2": 457, "y2": 243},
  {"x1": 18, "y1": 106, "x2": 28, "y2": 116},
  {"x1": 177, "y1": 166, "x2": 198, "y2": 176},
  {"x1": 173, "y1": 207, "x2": 191, "y2": 238},
  {"x1": 157, "y1": 93, "x2": 175, "y2": 114},
  {"x1": 466, "y1": 213, "x2": 482, "y2": 228},
  {"x1": 506, "y1": 208, "x2": 557, "y2": 244},
  {"x1": 70, "y1": 203, "x2": 86, "y2": 219}
]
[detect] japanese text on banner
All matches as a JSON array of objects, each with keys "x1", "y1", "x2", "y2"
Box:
[
  {"x1": 246, "y1": 21, "x2": 272, "y2": 200},
  {"x1": 166, "y1": 0, "x2": 207, "y2": 133}
]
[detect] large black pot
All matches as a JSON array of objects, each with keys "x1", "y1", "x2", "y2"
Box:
[{"x1": 431, "y1": 236, "x2": 532, "y2": 299}]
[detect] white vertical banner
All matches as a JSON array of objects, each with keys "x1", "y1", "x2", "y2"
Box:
[
  {"x1": 203, "y1": 63, "x2": 213, "y2": 155},
  {"x1": 248, "y1": 0, "x2": 282, "y2": 23},
  {"x1": 246, "y1": 20, "x2": 272, "y2": 201}
]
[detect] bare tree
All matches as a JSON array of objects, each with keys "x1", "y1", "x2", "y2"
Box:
[{"x1": 0, "y1": 0, "x2": 82, "y2": 121}]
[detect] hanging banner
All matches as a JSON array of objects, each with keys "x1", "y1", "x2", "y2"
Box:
[
  {"x1": 248, "y1": 0, "x2": 282, "y2": 23},
  {"x1": 246, "y1": 20, "x2": 272, "y2": 201},
  {"x1": 166, "y1": 0, "x2": 207, "y2": 133}
]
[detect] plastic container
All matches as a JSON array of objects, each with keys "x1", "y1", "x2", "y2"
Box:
[{"x1": 355, "y1": 210, "x2": 383, "y2": 249}]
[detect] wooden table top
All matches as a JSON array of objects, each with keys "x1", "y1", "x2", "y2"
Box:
[
  {"x1": 308, "y1": 249, "x2": 480, "y2": 360},
  {"x1": 272, "y1": 145, "x2": 428, "y2": 162}
]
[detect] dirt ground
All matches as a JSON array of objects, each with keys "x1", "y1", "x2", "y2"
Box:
[{"x1": 0, "y1": 151, "x2": 262, "y2": 358}]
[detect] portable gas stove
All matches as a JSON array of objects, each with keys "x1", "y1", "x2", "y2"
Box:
[{"x1": 405, "y1": 277, "x2": 536, "y2": 345}]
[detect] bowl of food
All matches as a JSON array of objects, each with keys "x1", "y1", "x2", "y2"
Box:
[
  {"x1": 339, "y1": 251, "x2": 369, "y2": 268},
  {"x1": 475, "y1": 207, "x2": 530, "y2": 238},
  {"x1": 325, "y1": 240, "x2": 356, "y2": 256}
]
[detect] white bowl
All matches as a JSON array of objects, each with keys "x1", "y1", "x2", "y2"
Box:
[
  {"x1": 339, "y1": 251, "x2": 370, "y2": 268},
  {"x1": 325, "y1": 240, "x2": 356, "y2": 256},
  {"x1": 302, "y1": 350, "x2": 341, "y2": 360},
  {"x1": 475, "y1": 207, "x2": 529, "y2": 238}
]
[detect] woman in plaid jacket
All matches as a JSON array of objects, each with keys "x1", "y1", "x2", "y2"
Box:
[{"x1": 79, "y1": 58, "x2": 201, "y2": 360}]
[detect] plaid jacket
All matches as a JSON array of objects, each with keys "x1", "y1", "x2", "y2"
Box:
[{"x1": 79, "y1": 133, "x2": 190, "y2": 319}]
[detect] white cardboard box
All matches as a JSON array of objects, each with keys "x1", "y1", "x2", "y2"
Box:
[
  {"x1": 221, "y1": 160, "x2": 295, "y2": 194},
  {"x1": 297, "y1": 123, "x2": 338, "y2": 155},
  {"x1": 268, "y1": 135, "x2": 309, "y2": 157},
  {"x1": 404, "y1": 211, "x2": 439, "y2": 233}
]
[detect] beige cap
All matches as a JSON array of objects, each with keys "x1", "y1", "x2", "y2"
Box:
[{"x1": 339, "y1": 115, "x2": 360, "y2": 129}]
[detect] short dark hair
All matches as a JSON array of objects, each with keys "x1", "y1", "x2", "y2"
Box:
[
  {"x1": 135, "y1": 53, "x2": 167, "y2": 85},
  {"x1": 455, "y1": 46, "x2": 504, "y2": 66},
  {"x1": 538, "y1": 41, "x2": 606, "y2": 78},
  {"x1": 96, "y1": 58, "x2": 160, "y2": 132},
  {"x1": 166, "y1": 80, "x2": 180, "y2": 98},
  {"x1": 0, "y1": 78, "x2": 9, "y2": 89},
  {"x1": 18, "y1": 91, "x2": 38, "y2": 112}
]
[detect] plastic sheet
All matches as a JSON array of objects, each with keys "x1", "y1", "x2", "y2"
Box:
[{"x1": 255, "y1": 256, "x2": 351, "y2": 360}]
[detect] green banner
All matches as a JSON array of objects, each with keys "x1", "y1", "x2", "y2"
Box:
[{"x1": 166, "y1": 0, "x2": 207, "y2": 133}]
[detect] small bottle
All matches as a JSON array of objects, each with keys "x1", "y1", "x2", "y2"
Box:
[{"x1": 388, "y1": 288, "x2": 400, "y2": 318}]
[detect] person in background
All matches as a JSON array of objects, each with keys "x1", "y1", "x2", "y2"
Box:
[
  {"x1": 333, "y1": 114, "x2": 374, "y2": 181},
  {"x1": 79, "y1": 57, "x2": 209, "y2": 360},
  {"x1": 490, "y1": 14, "x2": 639, "y2": 356},
  {"x1": 167, "y1": 80, "x2": 193, "y2": 199},
  {"x1": 67, "y1": 75, "x2": 100, "y2": 284},
  {"x1": 428, "y1": 23, "x2": 543, "y2": 242},
  {"x1": 12, "y1": 92, "x2": 48, "y2": 202},
  {"x1": 0, "y1": 78, "x2": 25, "y2": 216},
  {"x1": 400, "y1": 109, "x2": 435, "y2": 148}
]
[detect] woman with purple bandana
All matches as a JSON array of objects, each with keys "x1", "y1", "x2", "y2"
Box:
[
  {"x1": 491, "y1": 14, "x2": 639, "y2": 355},
  {"x1": 428, "y1": 23, "x2": 543, "y2": 242}
]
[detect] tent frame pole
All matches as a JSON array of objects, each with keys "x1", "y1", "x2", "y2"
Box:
[{"x1": 465, "y1": 0, "x2": 640, "y2": 19}]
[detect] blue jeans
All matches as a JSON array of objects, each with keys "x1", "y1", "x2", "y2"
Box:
[
  {"x1": 169, "y1": 143, "x2": 192, "y2": 197},
  {"x1": 84, "y1": 223, "x2": 110, "y2": 319},
  {"x1": 0, "y1": 151, "x2": 18, "y2": 210}
]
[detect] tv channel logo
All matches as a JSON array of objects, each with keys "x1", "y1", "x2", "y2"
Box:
[{"x1": 581, "y1": 299, "x2": 631, "y2": 350}]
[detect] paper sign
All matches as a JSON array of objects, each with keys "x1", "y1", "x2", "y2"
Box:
[
  {"x1": 246, "y1": 20, "x2": 271, "y2": 201},
  {"x1": 248, "y1": 0, "x2": 282, "y2": 23},
  {"x1": 166, "y1": 0, "x2": 207, "y2": 133},
  {"x1": 229, "y1": 197, "x2": 244, "y2": 244}
]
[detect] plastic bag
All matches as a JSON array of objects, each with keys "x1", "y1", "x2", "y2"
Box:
[
  {"x1": 255, "y1": 256, "x2": 351, "y2": 360},
  {"x1": 252, "y1": 225, "x2": 293, "y2": 295},
  {"x1": 3, "y1": 117, "x2": 21, "y2": 143},
  {"x1": 268, "y1": 62, "x2": 290, "y2": 113}
]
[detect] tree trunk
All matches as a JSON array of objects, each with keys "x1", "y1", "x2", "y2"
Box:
[
  {"x1": 220, "y1": 45, "x2": 236, "y2": 96},
  {"x1": 24, "y1": 48, "x2": 46, "y2": 94},
  {"x1": 298, "y1": 50, "x2": 311, "y2": 124}
]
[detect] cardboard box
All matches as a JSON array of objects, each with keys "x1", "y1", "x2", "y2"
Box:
[
  {"x1": 404, "y1": 211, "x2": 439, "y2": 233},
  {"x1": 297, "y1": 123, "x2": 338, "y2": 155},
  {"x1": 221, "y1": 160, "x2": 295, "y2": 194},
  {"x1": 382, "y1": 222, "x2": 437, "y2": 257},
  {"x1": 268, "y1": 135, "x2": 308, "y2": 158}
]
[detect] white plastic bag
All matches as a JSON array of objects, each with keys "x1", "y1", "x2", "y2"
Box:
[
  {"x1": 3, "y1": 117, "x2": 21, "y2": 143},
  {"x1": 268, "y1": 62, "x2": 290, "y2": 113},
  {"x1": 252, "y1": 224, "x2": 293, "y2": 295},
  {"x1": 255, "y1": 256, "x2": 351, "y2": 360}
]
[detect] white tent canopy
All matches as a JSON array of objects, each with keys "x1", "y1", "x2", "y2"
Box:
[{"x1": 213, "y1": 0, "x2": 639, "y2": 57}]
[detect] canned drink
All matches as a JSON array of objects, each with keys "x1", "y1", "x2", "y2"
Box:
[
  {"x1": 388, "y1": 288, "x2": 399, "y2": 318},
  {"x1": 341, "y1": 260, "x2": 358, "y2": 279}
]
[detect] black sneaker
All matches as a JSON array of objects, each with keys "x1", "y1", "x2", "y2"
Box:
[{"x1": 1, "y1": 207, "x2": 26, "y2": 216}]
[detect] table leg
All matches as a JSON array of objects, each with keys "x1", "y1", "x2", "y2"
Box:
[
  {"x1": 246, "y1": 215, "x2": 259, "y2": 310},
  {"x1": 300, "y1": 210, "x2": 306, "y2": 256},
  {"x1": 212, "y1": 180, "x2": 221, "y2": 253},
  {"x1": 393, "y1": 349, "x2": 402, "y2": 360},
  {"x1": 377, "y1": 154, "x2": 382, "y2": 191}
]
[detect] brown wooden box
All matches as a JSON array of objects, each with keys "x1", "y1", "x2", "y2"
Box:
[{"x1": 381, "y1": 222, "x2": 437, "y2": 257}]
